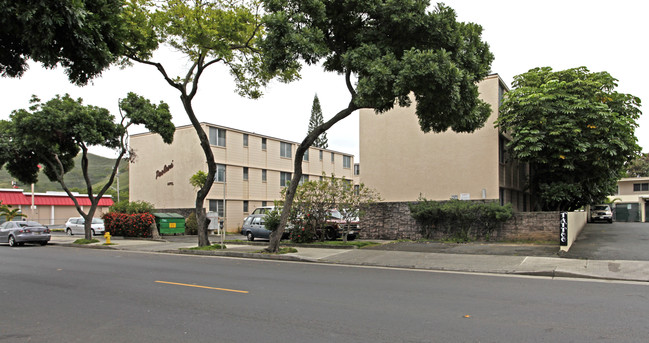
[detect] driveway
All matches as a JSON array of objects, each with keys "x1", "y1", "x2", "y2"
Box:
[{"x1": 563, "y1": 222, "x2": 649, "y2": 261}]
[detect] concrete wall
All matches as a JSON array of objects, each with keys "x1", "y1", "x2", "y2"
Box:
[
  {"x1": 19, "y1": 205, "x2": 111, "y2": 226},
  {"x1": 359, "y1": 202, "x2": 560, "y2": 242},
  {"x1": 560, "y1": 211, "x2": 587, "y2": 252}
]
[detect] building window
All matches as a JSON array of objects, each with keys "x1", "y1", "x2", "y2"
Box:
[
  {"x1": 243, "y1": 167, "x2": 248, "y2": 181},
  {"x1": 304, "y1": 149, "x2": 309, "y2": 162},
  {"x1": 633, "y1": 183, "x2": 649, "y2": 192},
  {"x1": 243, "y1": 134, "x2": 248, "y2": 147},
  {"x1": 331, "y1": 152, "x2": 335, "y2": 163},
  {"x1": 319, "y1": 150, "x2": 323, "y2": 161},
  {"x1": 262, "y1": 138, "x2": 267, "y2": 150},
  {"x1": 354, "y1": 184, "x2": 360, "y2": 195},
  {"x1": 209, "y1": 200, "x2": 225, "y2": 218},
  {"x1": 243, "y1": 200, "x2": 249, "y2": 213},
  {"x1": 209, "y1": 127, "x2": 226, "y2": 147},
  {"x1": 262, "y1": 169, "x2": 267, "y2": 182},
  {"x1": 280, "y1": 142, "x2": 292, "y2": 158},
  {"x1": 280, "y1": 172, "x2": 292, "y2": 187},
  {"x1": 319, "y1": 175, "x2": 323, "y2": 181},
  {"x1": 299, "y1": 174, "x2": 309, "y2": 185},
  {"x1": 354, "y1": 163, "x2": 360, "y2": 175},
  {"x1": 262, "y1": 201, "x2": 267, "y2": 207},
  {"x1": 343, "y1": 155, "x2": 351, "y2": 169},
  {"x1": 215, "y1": 164, "x2": 226, "y2": 182}
]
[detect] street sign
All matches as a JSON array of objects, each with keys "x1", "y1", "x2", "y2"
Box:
[{"x1": 560, "y1": 212, "x2": 568, "y2": 246}]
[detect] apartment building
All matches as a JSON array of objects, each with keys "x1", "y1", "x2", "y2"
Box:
[
  {"x1": 358, "y1": 74, "x2": 529, "y2": 210},
  {"x1": 129, "y1": 123, "x2": 355, "y2": 231},
  {"x1": 610, "y1": 177, "x2": 649, "y2": 222}
]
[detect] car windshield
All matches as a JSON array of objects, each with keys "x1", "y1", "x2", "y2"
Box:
[
  {"x1": 594, "y1": 205, "x2": 610, "y2": 211},
  {"x1": 328, "y1": 210, "x2": 343, "y2": 219},
  {"x1": 92, "y1": 218, "x2": 104, "y2": 224}
]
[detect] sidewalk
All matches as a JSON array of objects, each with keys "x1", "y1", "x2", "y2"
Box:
[{"x1": 48, "y1": 234, "x2": 649, "y2": 283}]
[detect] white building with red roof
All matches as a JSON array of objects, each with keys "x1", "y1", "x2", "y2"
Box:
[{"x1": 0, "y1": 188, "x2": 113, "y2": 226}]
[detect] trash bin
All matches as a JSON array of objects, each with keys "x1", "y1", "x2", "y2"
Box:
[{"x1": 154, "y1": 213, "x2": 186, "y2": 234}]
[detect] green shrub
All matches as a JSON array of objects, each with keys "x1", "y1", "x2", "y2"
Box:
[
  {"x1": 109, "y1": 200, "x2": 154, "y2": 214},
  {"x1": 264, "y1": 208, "x2": 281, "y2": 232},
  {"x1": 409, "y1": 199, "x2": 513, "y2": 241},
  {"x1": 185, "y1": 212, "x2": 198, "y2": 235}
]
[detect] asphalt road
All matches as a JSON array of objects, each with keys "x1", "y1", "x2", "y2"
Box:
[
  {"x1": 2, "y1": 245, "x2": 648, "y2": 342},
  {"x1": 563, "y1": 222, "x2": 649, "y2": 261}
]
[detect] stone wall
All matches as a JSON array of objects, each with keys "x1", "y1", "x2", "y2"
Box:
[{"x1": 359, "y1": 202, "x2": 559, "y2": 242}]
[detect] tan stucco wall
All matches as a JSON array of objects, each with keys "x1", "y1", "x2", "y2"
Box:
[
  {"x1": 21, "y1": 205, "x2": 110, "y2": 226},
  {"x1": 129, "y1": 123, "x2": 355, "y2": 231},
  {"x1": 359, "y1": 75, "x2": 504, "y2": 202}
]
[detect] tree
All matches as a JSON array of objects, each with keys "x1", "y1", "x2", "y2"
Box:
[
  {"x1": 308, "y1": 95, "x2": 328, "y2": 148},
  {"x1": 626, "y1": 153, "x2": 649, "y2": 177},
  {"x1": 0, "y1": 201, "x2": 26, "y2": 222},
  {"x1": 497, "y1": 67, "x2": 642, "y2": 211},
  {"x1": 0, "y1": 0, "x2": 126, "y2": 85},
  {"x1": 121, "y1": 0, "x2": 297, "y2": 247},
  {"x1": 262, "y1": 1, "x2": 494, "y2": 252},
  {"x1": 336, "y1": 180, "x2": 380, "y2": 243},
  {"x1": 0, "y1": 93, "x2": 174, "y2": 239}
]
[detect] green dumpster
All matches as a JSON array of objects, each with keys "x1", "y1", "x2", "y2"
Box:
[{"x1": 154, "y1": 213, "x2": 186, "y2": 234}]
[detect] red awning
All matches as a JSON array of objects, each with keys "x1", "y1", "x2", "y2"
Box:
[
  {"x1": 0, "y1": 190, "x2": 113, "y2": 207},
  {"x1": 0, "y1": 191, "x2": 30, "y2": 205}
]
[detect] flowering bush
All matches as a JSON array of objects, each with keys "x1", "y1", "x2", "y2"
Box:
[
  {"x1": 288, "y1": 215, "x2": 318, "y2": 243},
  {"x1": 103, "y1": 212, "x2": 155, "y2": 238}
]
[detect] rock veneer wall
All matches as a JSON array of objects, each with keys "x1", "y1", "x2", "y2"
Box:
[{"x1": 359, "y1": 202, "x2": 560, "y2": 242}]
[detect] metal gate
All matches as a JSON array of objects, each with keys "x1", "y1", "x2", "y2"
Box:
[{"x1": 614, "y1": 203, "x2": 641, "y2": 222}]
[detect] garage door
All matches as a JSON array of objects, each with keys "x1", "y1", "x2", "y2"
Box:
[{"x1": 614, "y1": 203, "x2": 640, "y2": 222}]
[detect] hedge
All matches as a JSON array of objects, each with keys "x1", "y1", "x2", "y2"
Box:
[{"x1": 103, "y1": 212, "x2": 156, "y2": 238}]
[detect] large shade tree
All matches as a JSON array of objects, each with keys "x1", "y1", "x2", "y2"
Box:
[
  {"x1": 0, "y1": 93, "x2": 174, "y2": 239},
  {"x1": 261, "y1": 0, "x2": 494, "y2": 252},
  {"x1": 121, "y1": 0, "x2": 296, "y2": 247},
  {"x1": 0, "y1": 0, "x2": 126, "y2": 85},
  {"x1": 497, "y1": 67, "x2": 642, "y2": 211}
]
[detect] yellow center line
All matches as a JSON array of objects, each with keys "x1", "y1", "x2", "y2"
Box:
[{"x1": 155, "y1": 281, "x2": 249, "y2": 294}]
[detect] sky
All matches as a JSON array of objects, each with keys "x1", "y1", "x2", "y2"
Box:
[{"x1": 1, "y1": 0, "x2": 647, "y2": 163}]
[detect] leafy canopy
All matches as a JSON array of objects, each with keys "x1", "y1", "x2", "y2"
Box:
[
  {"x1": 0, "y1": 0, "x2": 126, "y2": 85},
  {"x1": 262, "y1": 0, "x2": 494, "y2": 133},
  {"x1": 626, "y1": 153, "x2": 649, "y2": 177},
  {"x1": 497, "y1": 66, "x2": 642, "y2": 211},
  {"x1": 0, "y1": 93, "x2": 174, "y2": 185}
]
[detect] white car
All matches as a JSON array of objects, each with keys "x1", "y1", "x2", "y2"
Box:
[{"x1": 65, "y1": 217, "x2": 105, "y2": 236}]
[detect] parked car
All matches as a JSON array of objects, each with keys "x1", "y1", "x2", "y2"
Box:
[
  {"x1": 322, "y1": 209, "x2": 361, "y2": 240},
  {"x1": 0, "y1": 221, "x2": 51, "y2": 247},
  {"x1": 590, "y1": 204, "x2": 613, "y2": 223},
  {"x1": 65, "y1": 217, "x2": 106, "y2": 236},
  {"x1": 251, "y1": 206, "x2": 276, "y2": 215},
  {"x1": 241, "y1": 214, "x2": 271, "y2": 241}
]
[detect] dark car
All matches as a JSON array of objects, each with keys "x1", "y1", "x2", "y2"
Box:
[{"x1": 0, "y1": 221, "x2": 51, "y2": 247}]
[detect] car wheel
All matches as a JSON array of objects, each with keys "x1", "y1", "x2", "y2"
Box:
[
  {"x1": 347, "y1": 234, "x2": 357, "y2": 241},
  {"x1": 92, "y1": 229, "x2": 96, "y2": 236},
  {"x1": 247, "y1": 232, "x2": 254, "y2": 241},
  {"x1": 324, "y1": 228, "x2": 337, "y2": 241},
  {"x1": 40, "y1": 241, "x2": 48, "y2": 246},
  {"x1": 8, "y1": 236, "x2": 16, "y2": 247},
  {"x1": 66, "y1": 228, "x2": 73, "y2": 236}
]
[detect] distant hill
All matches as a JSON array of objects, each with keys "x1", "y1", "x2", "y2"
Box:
[{"x1": 0, "y1": 153, "x2": 129, "y2": 199}]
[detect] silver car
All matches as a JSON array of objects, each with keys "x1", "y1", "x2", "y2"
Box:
[
  {"x1": 241, "y1": 214, "x2": 271, "y2": 241},
  {"x1": 65, "y1": 217, "x2": 106, "y2": 236},
  {"x1": 0, "y1": 221, "x2": 51, "y2": 247}
]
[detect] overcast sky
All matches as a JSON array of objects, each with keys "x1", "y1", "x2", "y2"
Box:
[{"x1": 1, "y1": 0, "x2": 647, "y2": 163}]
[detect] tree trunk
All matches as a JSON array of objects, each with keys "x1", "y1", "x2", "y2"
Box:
[
  {"x1": 181, "y1": 93, "x2": 215, "y2": 247},
  {"x1": 150, "y1": 221, "x2": 161, "y2": 240}
]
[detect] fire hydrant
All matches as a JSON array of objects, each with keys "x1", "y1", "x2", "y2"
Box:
[{"x1": 104, "y1": 231, "x2": 111, "y2": 244}]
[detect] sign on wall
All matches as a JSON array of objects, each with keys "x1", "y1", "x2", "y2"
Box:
[{"x1": 559, "y1": 212, "x2": 568, "y2": 246}]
